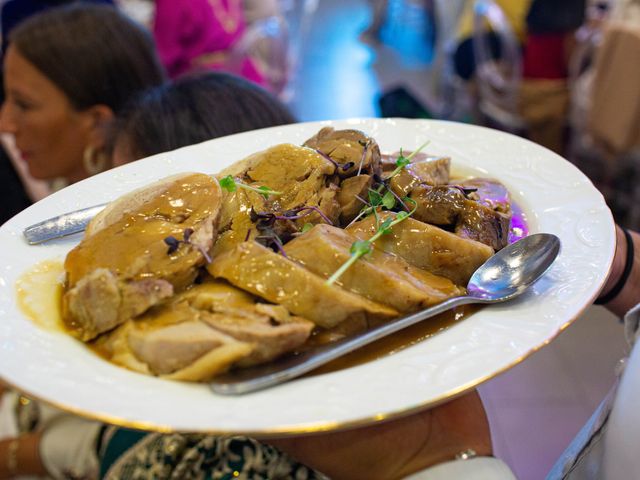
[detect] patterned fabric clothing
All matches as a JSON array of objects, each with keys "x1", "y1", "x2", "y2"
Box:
[{"x1": 100, "y1": 428, "x2": 328, "y2": 480}]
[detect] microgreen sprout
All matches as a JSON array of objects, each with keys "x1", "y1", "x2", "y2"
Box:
[
  {"x1": 163, "y1": 228, "x2": 212, "y2": 263},
  {"x1": 325, "y1": 203, "x2": 417, "y2": 286},
  {"x1": 313, "y1": 149, "x2": 355, "y2": 172},
  {"x1": 346, "y1": 140, "x2": 430, "y2": 228},
  {"x1": 256, "y1": 232, "x2": 287, "y2": 257},
  {"x1": 219, "y1": 175, "x2": 281, "y2": 199},
  {"x1": 251, "y1": 206, "x2": 333, "y2": 227},
  {"x1": 357, "y1": 139, "x2": 370, "y2": 176},
  {"x1": 249, "y1": 205, "x2": 332, "y2": 256},
  {"x1": 386, "y1": 140, "x2": 431, "y2": 179}
]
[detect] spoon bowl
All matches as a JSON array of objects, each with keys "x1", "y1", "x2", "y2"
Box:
[
  {"x1": 211, "y1": 233, "x2": 561, "y2": 395},
  {"x1": 467, "y1": 233, "x2": 561, "y2": 302}
]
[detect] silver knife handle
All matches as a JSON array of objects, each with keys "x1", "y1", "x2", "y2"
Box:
[{"x1": 23, "y1": 203, "x2": 107, "y2": 244}]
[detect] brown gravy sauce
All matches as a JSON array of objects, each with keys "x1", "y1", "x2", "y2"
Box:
[
  {"x1": 16, "y1": 260, "x2": 66, "y2": 332},
  {"x1": 305, "y1": 305, "x2": 479, "y2": 376},
  {"x1": 17, "y1": 260, "x2": 481, "y2": 376}
]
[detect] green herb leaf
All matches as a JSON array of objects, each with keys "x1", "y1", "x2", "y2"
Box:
[
  {"x1": 301, "y1": 223, "x2": 313, "y2": 233},
  {"x1": 381, "y1": 190, "x2": 396, "y2": 210},
  {"x1": 350, "y1": 240, "x2": 372, "y2": 256},
  {"x1": 231, "y1": 180, "x2": 282, "y2": 198},
  {"x1": 404, "y1": 140, "x2": 431, "y2": 162},
  {"x1": 379, "y1": 218, "x2": 394, "y2": 234},
  {"x1": 219, "y1": 175, "x2": 237, "y2": 192},
  {"x1": 368, "y1": 189, "x2": 383, "y2": 207},
  {"x1": 257, "y1": 185, "x2": 273, "y2": 199},
  {"x1": 395, "y1": 155, "x2": 410, "y2": 169}
]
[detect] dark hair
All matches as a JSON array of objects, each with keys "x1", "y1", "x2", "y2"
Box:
[
  {"x1": 9, "y1": 3, "x2": 166, "y2": 113},
  {"x1": 114, "y1": 72, "x2": 297, "y2": 160}
]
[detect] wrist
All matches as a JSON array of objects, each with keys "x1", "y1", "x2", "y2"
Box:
[
  {"x1": 0, "y1": 438, "x2": 19, "y2": 479},
  {"x1": 597, "y1": 225, "x2": 629, "y2": 302},
  {"x1": 0, "y1": 433, "x2": 46, "y2": 479}
]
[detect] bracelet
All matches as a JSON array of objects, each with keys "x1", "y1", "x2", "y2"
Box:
[
  {"x1": 596, "y1": 227, "x2": 634, "y2": 305},
  {"x1": 6, "y1": 438, "x2": 19, "y2": 477},
  {"x1": 455, "y1": 448, "x2": 477, "y2": 460}
]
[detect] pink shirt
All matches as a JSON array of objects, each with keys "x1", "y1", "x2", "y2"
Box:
[{"x1": 153, "y1": 0, "x2": 264, "y2": 84}]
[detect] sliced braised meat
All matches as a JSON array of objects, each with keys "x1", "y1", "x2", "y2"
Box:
[
  {"x1": 409, "y1": 184, "x2": 512, "y2": 250},
  {"x1": 410, "y1": 185, "x2": 466, "y2": 225},
  {"x1": 128, "y1": 319, "x2": 246, "y2": 376},
  {"x1": 95, "y1": 280, "x2": 314, "y2": 381},
  {"x1": 63, "y1": 269, "x2": 173, "y2": 342},
  {"x1": 181, "y1": 280, "x2": 314, "y2": 367},
  {"x1": 214, "y1": 144, "x2": 339, "y2": 256},
  {"x1": 387, "y1": 155, "x2": 451, "y2": 198},
  {"x1": 201, "y1": 311, "x2": 312, "y2": 367},
  {"x1": 303, "y1": 127, "x2": 382, "y2": 178},
  {"x1": 208, "y1": 241, "x2": 398, "y2": 330},
  {"x1": 63, "y1": 173, "x2": 221, "y2": 340},
  {"x1": 346, "y1": 213, "x2": 494, "y2": 286},
  {"x1": 460, "y1": 178, "x2": 512, "y2": 214},
  {"x1": 337, "y1": 174, "x2": 372, "y2": 225},
  {"x1": 455, "y1": 201, "x2": 512, "y2": 251},
  {"x1": 284, "y1": 224, "x2": 463, "y2": 313}
]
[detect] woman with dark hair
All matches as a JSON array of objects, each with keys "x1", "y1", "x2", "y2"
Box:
[
  {"x1": 0, "y1": 3, "x2": 166, "y2": 187},
  {"x1": 112, "y1": 71, "x2": 295, "y2": 163}
]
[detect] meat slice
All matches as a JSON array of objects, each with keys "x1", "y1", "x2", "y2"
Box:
[
  {"x1": 460, "y1": 178, "x2": 512, "y2": 214},
  {"x1": 208, "y1": 242, "x2": 398, "y2": 330},
  {"x1": 409, "y1": 184, "x2": 512, "y2": 250},
  {"x1": 387, "y1": 155, "x2": 451, "y2": 197},
  {"x1": 63, "y1": 173, "x2": 222, "y2": 340},
  {"x1": 63, "y1": 268, "x2": 173, "y2": 341},
  {"x1": 303, "y1": 127, "x2": 382, "y2": 178},
  {"x1": 181, "y1": 280, "x2": 314, "y2": 367},
  {"x1": 214, "y1": 144, "x2": 339, "y2": 256},
  {"x1": 284, "y1": 225, "x2": 464, "y2": 313},
  {"x1": 347, "y1": 213, "x2": 494, "y2": 286},
  {"x1": 96, "y1": 280, "x2": 314, "y2": 381},
  {"x1": 410, "y1": 185, "x2": 467, "y2": 225},
  {"x1": 455, "y1": 200, "x2": 512, "y2": 251},
  {"x1": 336, "y1": 174, "x2": 372, "y2": 224},
  {"x1": 128, "y1": 319, "x2": 248, "y2": 377}
]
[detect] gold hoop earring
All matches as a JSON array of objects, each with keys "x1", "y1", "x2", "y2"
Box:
[{"x1": 83, "y1": 146, "x2": 108, "y2": 176}]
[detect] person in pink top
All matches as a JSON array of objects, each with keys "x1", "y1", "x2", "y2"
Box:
[{"x1": 152, "y1": 0, "x2": 264, "y2": 84}]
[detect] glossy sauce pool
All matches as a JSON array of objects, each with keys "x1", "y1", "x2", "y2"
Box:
[
  {"x1": 305, "y1": 305, "x2": 479, "y2": 376},
  {"x1": 16, "y1": 260, "x2": 65, "y2": 332}
]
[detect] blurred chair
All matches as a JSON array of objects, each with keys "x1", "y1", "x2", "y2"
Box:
[
  {"x1": 228, "y1": 0, "x2": 318, "y2": 101},
  {"x1": 278, "y1": 0, "x2": 318, "y2": 101},
  {"x1": 566, "y1": 1, "x2": 640, "y2": 229},
  {"x1": 428, "y1": 0, "x2": 469, "y2": 119},
  {"x1": 227, "y1": 15, "x2": 290, "y2": 97},
  {"x1": 472, "y1": 0, "x2": 527, "y2": 132}
]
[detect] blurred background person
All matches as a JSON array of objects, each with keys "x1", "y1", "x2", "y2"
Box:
[
  {"x1": 452, "y1": 0, "x2": 531, "y2": 81},
  {"x1": 149, "y1": 0, "x2": 265, "y2": 84},
  {"x1": 0, "y1": 3, "x2": 165, "y2": 190},
  {"x1": 0, "y1": 0, "x2": 117, "y2": 224},
  {"x1": 111, "y1": 71, "x2": 295, "y2": 164}
]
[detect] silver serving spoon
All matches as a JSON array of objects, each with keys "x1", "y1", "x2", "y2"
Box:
[{"x1": 211, "y1": 233, "x2": 561, "y2": 395}]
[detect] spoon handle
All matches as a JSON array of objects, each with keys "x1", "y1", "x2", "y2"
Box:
[
  {"x1": 211, "y1": 295, "x2": 479, "y2": 395},
  {"x1": 23, "y1": 203, "x2": 107, "y2": 245}
]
